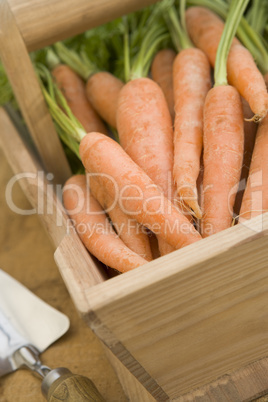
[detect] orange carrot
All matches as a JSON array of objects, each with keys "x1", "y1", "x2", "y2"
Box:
[
  {"x1": 186, "y1": 6, "x2": 268, "y2": 121},
  {"x1": 202, "y1": 86, "x2": 244, "y2": 236},
  {"x1": 162, "y1": 4, "x2": 211, "y2": 219},
  {"x1": 79, "y1": 133, "x2": 202, "y2": 249},
  {"x1": 86, "y1": 71, "x2": 124, "y2": 129},
  {"x1": 52, "y1": 64, "x2": 108, "y2": 134},
  {"x1": 151, "y1": 49, "x2": 176, "y2": 121},
  {"x1": 63, "y1": 175, "x2": 147, "y2": 272},
  {"x1": 233, "y1": 97, "x2": 257, "y2": 216},
  {"x1": 117, "y1": 77, "x2": 179, "y2": 255},
  {"x1": 201, "y1": 0, "x2": 247, "y2": 237},
  {"x1": 87, "y1": 173, "x2": 153, "y2": 261},
  {"x1": 264, "y1": 73, "x2": 268, "y2": 90},
  {"x1": 173, "y1": 48, "x2": 211, "y2": 218},
  {"x1": 54, "y1": 42, "x2": 124, "y2": 129},
  {"x1": 239, "y1": 114, "x2": 268, "y2": 221}
]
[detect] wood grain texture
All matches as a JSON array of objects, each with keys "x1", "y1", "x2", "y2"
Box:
[
  {"x1": 85, "y1": 214, "x2": 268, "y2": 398},
  {"x1": 1, "y1": 109, "x2": 268, "y2": 399},
  {"x1": 8, "y1": 0, "x2": 160, "y2": 52},
  {"x1": 54, "y1": 235, "x2": 106, "y2": 315},
  {"x1": 0, "y1": 1, "x2": 71, "y2": 184},
  {"x1": 0, "y1": 108, "x2": 106, "y2": 306},
  {"x1": 177, "y1": 357, "x2": 268, "y2": 401},
  {"x1": 104, "y1": 347, "x2": 157, "y2": 402},
  {"x1": 0, "y1": 146, "x2": 126, "y2": 402},
  {"x1": 47, "y1": 373, "x2": 105, "y2": 402}
]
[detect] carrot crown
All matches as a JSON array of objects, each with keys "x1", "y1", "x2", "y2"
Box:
[
  {"x1": 124, "y1": 7, "x2": 170, "y2": 81},
  {"x1": 54, "y1": 42, "x2": 98, "y2": 81},
  {"x1": 46, "y1": 48, "x2": 61, "y2": 70},
  {"x1": 163, "y1": 0, "x2": 193, "y2": 52},
  {"x1": 214, "y1": 0, "x2": 250, "y2": 87},
  {"x1": 36, "y1": 64, "x2": 86, "y2": 158},
  {"x1": 187, "y1": 0, "x2": 268, "y2": 74}
]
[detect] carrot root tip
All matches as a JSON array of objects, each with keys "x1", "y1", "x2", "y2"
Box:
[{"x1": 244, "y1": 113, "x2": 266, "y2": 123}]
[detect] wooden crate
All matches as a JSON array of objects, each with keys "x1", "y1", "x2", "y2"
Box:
[{"x1": 1, "y1": 1, "x2": 268, "y2": 400}]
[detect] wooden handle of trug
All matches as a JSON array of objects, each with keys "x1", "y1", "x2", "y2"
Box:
[{"x1": 42, "y1": 368, "x2": 105, "y2": 401}]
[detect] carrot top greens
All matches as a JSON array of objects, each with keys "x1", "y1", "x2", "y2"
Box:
[
  {"x1": 162, "y1": 0, "x2": 193, "y2": 52},
  {"x1": 36, "y1": 64, "x2": 86, "y2": 158},
  {"x1": 214, "y1": 0, "x2": 251, "y2": 87},
  {"x1": 186, "y1": 0, "x2": 268, "y2": 74}
]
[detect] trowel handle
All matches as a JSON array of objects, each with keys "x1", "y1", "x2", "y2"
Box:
[{"x1": 41, "y1": 367, "x2": 105, "y2": 402}]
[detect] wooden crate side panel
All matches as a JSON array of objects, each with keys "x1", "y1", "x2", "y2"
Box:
[
  {"x1": 86, "y1": 226, "x2": 268, "y2": 398},
  {"x1": 8, "y1": 0, "x2": 160, "y2": 51},
  {"x1": 0, "y1": 109, "x2": 106, "y2": 312},
  {"x1": 104, "y1": 346, "x2": 158, "y2": 402},
  {"x1": 0, "y1": 1, "x2": 71, "y2": 184},
  {"x1": 177, "y1": 357, "x2": 268, "y2": 401}
]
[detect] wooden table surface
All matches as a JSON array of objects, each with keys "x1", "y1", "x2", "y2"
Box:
[{"x1": 0, "y1": 147, "x2": 127, "y2": 402}]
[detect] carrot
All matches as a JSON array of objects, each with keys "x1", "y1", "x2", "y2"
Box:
[
  {"x1": 186, "y1": 6, "x2": 268, "y2": 121},
  {"x1": 186, "y1": 0, "x2": 268, "y2": 74},
  {"x1": 54, "y1": 42, "x2": 124, "y2": 129},
  {"x1": 86, "y1": 72, "x2": 124, "y2": 129},
  {"x1": 201, "y1": 0, "x2": 247, "y2": 237},
  {"x1": 233, "y1": 97, "x2": 257, "y2": 216},
  {"x1": 239, "y1": 114, "x2": 268, "y2": 221},
  {"x1": 164, "y1": 2, "x2": 211, "y2": 219},
  {"x1": 264, "y1": 73, "x2": 268, "y2": 90},
  {"x1": 151, "y1": 49, "x2": 176, "y2": 121},
  {"x1": 202, "y1": 87, "x2": 244, "y2": 236},
  {"x1": 117, "y1": 77, "x2": 177, "y2": 256},
  {"x1": 79, "y1": 133, "x2": 202, "y2": 249},
  {"x1": 117, "y1": 19, "x2": 180, "y2": 255},
  {"x1": 117, "y1": 77, "x2": 175, "y2": 204},
  {"x1": 51, "y1": 64, "x2": 108, "y2": 134},
  {"x1": 63, "y1": 175, "x2": 147, "y2": 272},
  {"x1": 87, "y1": 173, "x2": 153, "y2": 261}
]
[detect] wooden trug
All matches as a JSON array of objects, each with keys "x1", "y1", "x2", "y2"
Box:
[{"x1": 0, "y1": 0, "x2": 268, "y2": 400}]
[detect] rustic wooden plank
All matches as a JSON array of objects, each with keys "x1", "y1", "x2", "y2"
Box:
[
  {"x1": 85, "y1": 214, "x2": 268, "y2": 398},
  {"x1": 104, "y1": 347, "x2": 157, "y2": 402},
  {"x1": 0, "y1": 108, "x2": 67, "y2": 247},
  {"x1": 0, "y1": 0, "x2": 71, "y2": 184},
  {"x1": 177, "y1": 357, "x2": 268, "y2": 401},
  {"x1": 8, "y1": 0, "x2": 160, "y2": 51},
  {"x1": 0, "y1": 108, "x2": 106, "y2": 312},
  {"x1": 54, "y1": 235, "x2": 107, "y2": 315}
]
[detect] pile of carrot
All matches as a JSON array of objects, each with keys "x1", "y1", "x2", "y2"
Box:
[{"x1": 1, "y1": 0, "x2": 268, "y2": 274}]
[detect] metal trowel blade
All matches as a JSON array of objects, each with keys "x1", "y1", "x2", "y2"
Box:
[{"x1": 0, "y1": 269, "x2": 69, "y2": 377}]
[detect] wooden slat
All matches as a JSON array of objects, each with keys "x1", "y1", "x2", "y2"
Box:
[
  {"x1": 0, "y1": 0, "x2": 71, "y2": 184},
  {"x1": 177, "y1": 357, "x2": 268, "y2": 401},
  {"x1": 0, "y1": 108, "x2": 106, "y2": 308},
  {"x1": 8, "y1": 0, "x2": 160, "y2": 52},
  {"x1": 54, "y1": 235, "x2": 107, "y2": 315},
  {"x1": 85, "y1": 214, "x2": 268, "y2": 398}
]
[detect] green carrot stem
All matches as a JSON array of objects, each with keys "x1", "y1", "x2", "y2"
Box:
[
  {"x1": 166, "y1": 4, "x2": 193, "y2": 52},
  {"x1": 54, "y1": 42, "x2": 98, "y2": 80},
  {"x1": 55, "y1": 122, "x2": 81, "y2": 160},
  {"x1": 187, "y1": 0, "x2": 268, "y2": 73},
  {"x1": 36, "y1": 64, "x2": 86, "y2": 143},
  {"x1": 123, "y1": 16, "x2": 131, "y2": 83},
  {"x1": 46, "y1": 48, "x2": 61, "y2": 70},
  {"x1": 129, "y1": 23, "x2": 169, "y2": 80},
  {"x1": 180, "y1": 0, "x2": 187, "y2": 34},
  {"x1": 214, "y1": 0, "x2": 251, "y2": 86},
  {"x1": 247, "y1": 0, "x2": 268, "y2": 35}
]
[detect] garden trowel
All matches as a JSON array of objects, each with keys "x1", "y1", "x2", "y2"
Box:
[{"x1": 0, "y1": 269, "x2": 105, "y2": 401}]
